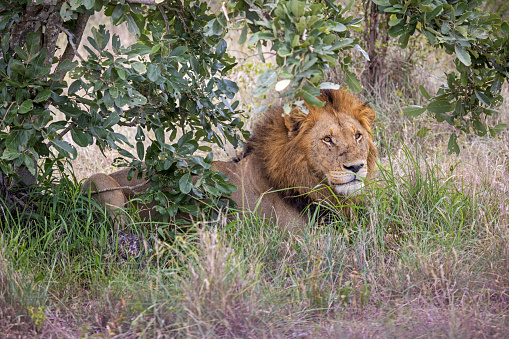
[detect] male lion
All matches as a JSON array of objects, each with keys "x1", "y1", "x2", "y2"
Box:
[{"x1": 83, "y1": 89, "x2": 377, "y2": 229}]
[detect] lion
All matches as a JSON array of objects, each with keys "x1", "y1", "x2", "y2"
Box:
[{"x1": 83, "y1": 89, "x2": 377, "y2": 230}]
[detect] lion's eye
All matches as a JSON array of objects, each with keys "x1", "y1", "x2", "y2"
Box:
[
  {"x1": 355, "y1": 132, "x2": 362, "y2": 141},
  {"x1": 323, "y1": 136, "x2": 332, "y2": 143}
]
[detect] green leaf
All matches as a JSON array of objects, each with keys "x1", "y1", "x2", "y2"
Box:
[
  {"x1": 82, "y1": 0, "x2": 95, "y2": 10},
  {"x1": 170, "y1": 46, "x2": 187, "y2": 57},
  {"x1": 126, "y1": 43, "x2": 152, "y2": 57},
  {"x1": 52, "y1": 139, "x2": 77, "y2": 159},
  {"x1": 388, "y1": 18, "x2": 402, "y2": 26},
  {"x1": 203, "y1": 184, "x2": 220, "y2": 196},
  {"x1": 136, "y1": 141, "x2": 144, "y2": 160},
  {"x1": 427, "y1": 100, "x2": 454, "y2": 113},
  {"x1": 419, "y1": 85, "x2": 431, "y2": 100},
  {"x1": 388, "y1": 25, "x2": 405, "y2": 38},
  {"x1": 455, "y1": 45, "x2": 471, "y2": 66},
  {"x1": 324, "y1": 0, "x2": 339, "y2": 12},
  {"x1": 18, "y1": 100, "x2": 33, "y2": 114},
  {"x1": 179, "y1": 172, "x2": 192, "y2": 194},
  {"x1": 425, "y1": 5, "x2": 443, "y2": 23},
  {"x1": 71, "y1": 127, "x2": 90, "y2": 147},
  {"x1": 116, "y1": 68, "x2": 126, "y2": 80},
  {"x1": 344, "y1": 70, "x2": 362, "y2": 93},
  {"x1": 58, "y1": 59, "x2": 78, "y2": 73},
  {"x1": 204, "y1": 18, "x2": 223, "y2": 37},
  {"x1": 490, "y1": 124, "x2": 506, "y2": 136},
  {"x1": 147, "y1": 64, "x2": 161, "y2": 82},
  {"x1": 474, "y1": 90, "x2": 490, "y2": 106},
  {"x1": 447, "y1": 133, "x2": 459, "y2": 155},
  {"x1": 108, "y1": 87, "x2": 118, "y2": 99},
  {"x1": 238, "y1": 24, "x2": 248, "y2": 44},
  {"x1": 125, "y1": 14, "x2": 140, "y2": 37},
  {"x1": 290, "y1": 0, "x2": 306, "y2": 17},
  {"x1": 473, "y1": 120, "x2": 486, "y2": 136},
  {"x1": 104, "y1": 111, "x2": 120, "y2": 129},
  {"x1": 398, "y1": 33, "x2": 410, "y2": 48},
  {"x1": 354, "y1": 44, "x2": 369, "y2": 61},
  {"x1": 33, "y1": 90, "x2": 52, "y2": 103},
  {"x1": 403, "y1": 105, "x2": 426, "y2": 117},
  {"x1": 372, "y1": 0, "x2": 390, "y2": 5},
  {"x1": 132, "y1": 61, "x2": 146, "y2": 73},
  {"x1": 331, "y1": 22, "x2": 346, "y2": 32},
  {"x1": 14, "y1": 46, "x2": 28, "y2": 61},
  {"x1": 329, "y1": 38, "x2": 354, "y2": 50},
  {"x1": 303, "y1": 91, "x2": 325, "y2": 107},
  {"x1": 155, "y1": 128, "x2": 165, "y2": 143},
  {"x1": 9, "y1": 60, "x2": 25, "y2": 76},
  {"x1": 277, "y1": 45, "x2": 291, "y2": 57},
  {"x1": 502, "y1": 22, "x2": 509, "y2": 35},
  {"x1": 216, "y1": 39, "x2": 227, "y2": 58},
  {"x1": 68, "y1": 80, "x2": 82, "y2": 95},
  {"x1": 456, "y1": 26, "x2": 467, "y2": 37},
  {"x1": 491, "y1": 76, "x2": 502, "y2": 95},
  {"x1": 257, "y1": 70, "x2": 277, "y2": 88},
  {"x1": 26, "y1": 32, "x2": 40, "y2": 55},
  {"x1": 257, "y1": 41, "x2": 265, "y2": 63},
  {"x1": 59, "y1": 105, "x2": 83, "y2": 117}
]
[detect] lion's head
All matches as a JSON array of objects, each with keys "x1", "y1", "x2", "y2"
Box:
[{"x1": 245, "y1": 88, "x2": 377, "y2": 208}]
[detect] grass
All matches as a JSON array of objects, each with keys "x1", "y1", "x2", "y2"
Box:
[{"x1": 1, "y1": 138, "x2": 508, "y2": 337}]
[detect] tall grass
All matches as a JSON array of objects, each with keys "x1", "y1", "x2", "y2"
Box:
[{"x1": 1, "y1": 145, "x2": 508, "y2": 337}]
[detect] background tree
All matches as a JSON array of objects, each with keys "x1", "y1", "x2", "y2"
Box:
[
  {"x1": 0, "y1": 0, "x2": 245, "y2": 219},
  {"x1": 0, "y1": 0, "x2": 507, "y2": 220}
]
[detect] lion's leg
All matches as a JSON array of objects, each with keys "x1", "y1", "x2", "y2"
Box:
[{"x1": 82, "y1": 173, "x2": 127, "y2": 230}]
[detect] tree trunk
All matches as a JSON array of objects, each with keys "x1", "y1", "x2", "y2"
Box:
[
  {"x1": 362, "y1": 0, "x2": 389, "y2": 97},
  {"x1": 0, "y1": 1, "x2": 67, "y2": 216}
]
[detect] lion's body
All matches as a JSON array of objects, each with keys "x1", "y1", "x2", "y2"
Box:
[{"x1": 83, "y1": 89, "x2": 377, "y2": 230}]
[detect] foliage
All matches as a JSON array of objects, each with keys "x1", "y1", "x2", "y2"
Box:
[
  {"x1": 0, "y1": 0, "x2": 508, "y2": 219},
  {"x1": 224, "y1": 0, "x2": 367, "y2": 113},
  {"x1": 0, "y1": 0, "x2": 246, "y2": 219},
  {"x1": 226, "y1": 0, "x2": 509, "y2": 153},
  {"x1": 374, "y1": 0, "x2": 509, "y2": 153}
]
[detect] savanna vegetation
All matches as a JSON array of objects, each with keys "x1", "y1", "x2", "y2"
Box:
[{"x1": 1, "y1": 0, "x2": 508, "y2": 337}]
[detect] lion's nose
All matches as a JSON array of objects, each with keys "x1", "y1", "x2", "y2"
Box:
[{"x1": 343, "y1": 163, "x2": 364, "y2": 173}]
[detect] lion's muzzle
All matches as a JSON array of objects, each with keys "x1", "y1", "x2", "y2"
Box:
[{"x1": 328, "y1": 166, "x2": 368, "y2": 196}]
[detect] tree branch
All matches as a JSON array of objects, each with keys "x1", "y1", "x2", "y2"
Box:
[
  {"x1": 58, "y1": 12, "x2": 89, "y2": 65},
  {"x1": 158, "y1": 5, "x2": 170, "y2": 35},
  {"x1": 53, "y1": 22, "x2": 85, "y2": 62},
  {"x1": 163, "y1": 1, "x2": 189, "y2": 32},
  {"x1": 39, "y1": 0, "x2": 163, "y2": 4},
  {"x1": 46, "y1": 122, "x2": 76, "y2": 148}
]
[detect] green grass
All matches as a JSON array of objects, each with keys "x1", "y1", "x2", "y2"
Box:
[{"x1": 1, "y1": 146, "x2": 508, "y2": 337}]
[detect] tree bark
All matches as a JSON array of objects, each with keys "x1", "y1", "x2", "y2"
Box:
[
  {"x1": 1, "y1": 1, "x2": 65, "y2": 214},
  {"x1": 362, "y1": 0, "x2": 389, "y2": 96}
]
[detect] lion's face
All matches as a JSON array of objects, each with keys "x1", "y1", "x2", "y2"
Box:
[
  {"x1": 305, "y1": 111, "x2": 370, "y2": 196},
  {"x1": 246, "y1": 88, "x2": 377, "y2": 206}
]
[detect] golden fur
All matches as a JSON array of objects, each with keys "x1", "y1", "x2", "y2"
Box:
[{"x1": 83, "y1": 89, "x2": 377, "y2": 230}]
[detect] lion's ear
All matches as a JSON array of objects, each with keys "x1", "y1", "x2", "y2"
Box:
[
  {"x1": 283, "y1": 114, "x2": 294, "y2": 132},
  {"x1": 359, "y1": 103, "x2": 376, "y2": 129},
  {"x1": 283, "y1": 111, "x2": 306, "y2": 136}
]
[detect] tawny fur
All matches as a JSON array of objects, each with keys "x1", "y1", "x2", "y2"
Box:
[{"x1": 83, "y1": 89, "x2": 378, "y2": 230}]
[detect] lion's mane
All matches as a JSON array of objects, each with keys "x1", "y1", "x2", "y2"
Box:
[{"x1": 244, "y1": 89, "x2": 378, "y2": 211}]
